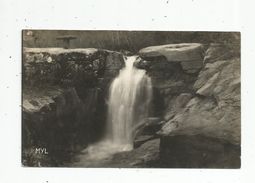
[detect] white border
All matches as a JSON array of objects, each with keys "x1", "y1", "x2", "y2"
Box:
[{"x1": 1, "y1": 0, "x2": 254, "y2": 183}]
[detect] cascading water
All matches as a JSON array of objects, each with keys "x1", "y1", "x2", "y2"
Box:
[
  {"x1": 106, "y1": 56, "x2": 152, "y2": 150},
  {"x1": 73, "y1": 56, "x2": 152, "y2": 166}
]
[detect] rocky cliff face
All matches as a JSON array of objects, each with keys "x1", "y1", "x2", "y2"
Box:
[
  {"x1": 136, "y1": 43, "x2": 204, "y2": 124},
  {"x1": 22, "y1": 48, "x2": 124, "y2": 166},
  {"x1": 137, "y1": 43, "x2": 240, "y2": 168}
]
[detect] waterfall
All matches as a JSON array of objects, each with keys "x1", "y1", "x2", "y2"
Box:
[
  {"x1": 75, "y1": 56, "x2": 152, "y2": 164},
  {"x1": 106, "y1": 56, "x2": 152, "y2": 151}
]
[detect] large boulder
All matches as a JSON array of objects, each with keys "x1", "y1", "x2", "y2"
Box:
[{"x1": 138, "y1": 43, "x2": 205, "y2": 73}]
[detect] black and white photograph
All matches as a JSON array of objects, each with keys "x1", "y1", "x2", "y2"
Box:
[
  {"x1": 22, "y1": 30, "x2": 240, "y2": 168},
  {"x1": 1, "y1": 0, "x2": 255, "y2": 183}
]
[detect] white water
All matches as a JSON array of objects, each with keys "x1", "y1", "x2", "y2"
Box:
[
  {"x1": 105, "y1": 55, "x2": 152, "y2": 151},
  {"x1": 75, "y1": 56, "x2": 152, "y2": 164}
]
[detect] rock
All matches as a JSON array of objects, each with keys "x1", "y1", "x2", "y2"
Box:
[
  {"x1": 23, "y1": 47, "x2": 124, "y2": 88},
  {"x1": 194, "y1": 58, "x2": 240, "y2": 106},
  {"x1": 109, "y1": 138, "x2": 160, "y2": 168},
  {"x1": 23, "y1": 41, "x2": 241, "y2": 167},
  {"x1": 22, "y1": 86, "x2": 101, "y2": 166},
  {"x1": 70, "y1": 138, "x2": 160, "y2": 168},
  {"x1": 103, "y1": 51, "x2": 125, "y2": 80},
  {"x1": 22, "y1": 47, "x2": 125, "y2": 166},
  {"x1": 24, "y1": 47, "x2": 98, "y2": 56},
  {"x1": 134, "y1": 117, "x2": 165, "y2": 137},
  {"x1": 181, "y1": 60, "x2": 203, "y2": 73},
  {"x1": 159, "y1": 58, "x2": 240, "y2": 145},
  {"x1": 196, "y1": 72, "x2": 220, "y2": 96},
  {"x1": 139, "y1": 43, "x2": 204, "y2": 61},
  {"x1": 159, "y1": 95, "x2": 240, "y2": 168},
  {"x1": 163, "y1": 93, "x2": 193, "y2": 121},
  {"x1": 204, "y1": 43, "x2": 239, "y2": 64},
  {"x1": 22, "y1": 85, "x2": 102, "y2": 165},
  {"x1": 193, "y1": 61, "x2": 228, "y2": 90},
  {"x1": 134, "y1": 135, "x2": 156, "y2": 148},
  {"x1": 158, "y1": 54, "x2": 240, "y2": 168},
  {"x1": 134, "y1": 54, "x2": 198, "y2": 118},
  {"x1": 138, "y1": 43, "x2": 204, "y2": 73},
  {"x1": 160, "y1": 135, "x2": 240, "y2": 168},
  {"x1": 174, "y1": 93, "x2": 193, "y2": 108},
  {"x1": 23, "y1": 87, "x2": 63, "y2": 114}
]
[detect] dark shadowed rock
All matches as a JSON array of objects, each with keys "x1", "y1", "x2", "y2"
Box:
[
  {"x1": 134, "y1": 54, "x2": 198, "y2": 119},
  {"x1": 22, "y1": 47, "x2": 125, "y2": 166},
  {"x1": 160, "y1": 135, "x2": 240, "y2": 168},
  {"x1": 22, "y1": 86, "x2": 98, "y2": 166}
]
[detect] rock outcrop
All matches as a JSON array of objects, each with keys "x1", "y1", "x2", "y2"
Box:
[
  {"x1": 135, "y1": 42, "x2": 240, "y2": 168},
  {"x1": 157, "y1": 44, "x2": 240, "y2": 168},
  {"x1": 22, "y1": 47, "x2": 125, "y2": 166},
  {"x1": 139, "y1": 43, "x2": 205, "y2": 73},
  {"x1": 159, "y1": 58, "x2": 240, "y2": 145},
  {"x1": 22, "y1": 86, "x2": 96, "y2": 166},
  {"x1": 23, "y1": 47, "x2": 124, "y2": 87},
  {"x1": 135, "y1": 44, "x2": 202, "y2": 120},
  {"x1": 203, "y1": 43, "x2": 240, "y2": 64}
]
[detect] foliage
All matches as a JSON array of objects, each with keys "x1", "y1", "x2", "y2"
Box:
[{"x1": 23, "y1": 30, "x2": 240, "y2": 53}]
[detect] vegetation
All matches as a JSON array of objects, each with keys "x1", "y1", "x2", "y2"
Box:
[{"x1": 23, "y1": 30, "x2": 240, "y2": 53}]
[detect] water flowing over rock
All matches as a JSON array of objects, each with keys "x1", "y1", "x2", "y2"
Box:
[
  {"x1": 106, "y1": 56, "x2": 153, "y2": 150},
  {"x1": 69, "y1": 56, "x2": 154, "y2": 166}
]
